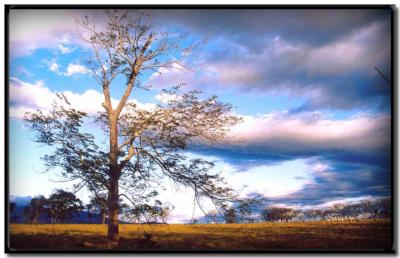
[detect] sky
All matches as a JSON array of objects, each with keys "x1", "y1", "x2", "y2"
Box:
[{"x1": 8, "y1": 8, "x2": 392, "y2": 223}]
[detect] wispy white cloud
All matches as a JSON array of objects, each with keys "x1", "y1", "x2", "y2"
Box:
[
  {"x1": 49, "y1": 62, "x2": 61, "y2": 74},
  {"x1": 64, "y1": 63, "x2": 88, "y2": 76},
  {"x1": 154, "y1": 92, "x2": 182, "y2": 104},
  {"x1": 14, "y1": 65, "x2": 34, "y2": 77},
  {"x1": 58, "y1": 44, "x2": 73, "y2": 54}
]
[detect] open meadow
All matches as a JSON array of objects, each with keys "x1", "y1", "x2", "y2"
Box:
[{"x1": 9, "y1": 220, "x2": 392, "y2": 251}]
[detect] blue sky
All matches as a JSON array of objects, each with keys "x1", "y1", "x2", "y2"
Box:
[{"x1": 8, "y1": 9, "x2": 392, "y2": 222}]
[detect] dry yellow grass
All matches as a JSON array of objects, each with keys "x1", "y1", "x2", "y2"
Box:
[{"x1": 9, "y1": 220, "x2": 392, "y2": 251}]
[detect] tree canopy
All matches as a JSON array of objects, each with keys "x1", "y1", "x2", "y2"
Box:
[{"x1": 46, "y1": 189, "x2": 83, "y2": 224}]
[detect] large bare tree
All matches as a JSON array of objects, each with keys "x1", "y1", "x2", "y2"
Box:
[{"x1": 24, "y1": 10, "x2": 241, "y2": 249}]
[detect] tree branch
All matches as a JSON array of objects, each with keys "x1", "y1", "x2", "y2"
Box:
[
  {"x1": 114, "y1": 34, "x2": 154, "y2": 117},
  {"x1": 374, "y1": 66, "x2": 391, "y2": 84}
]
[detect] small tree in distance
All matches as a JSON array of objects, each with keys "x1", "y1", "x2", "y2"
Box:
[
  {"x1": 360, "y1": 199, "x2": 380, "y2": 221},
  {"x1": 262, "y1": 207, "x2": 298, "y2": 223},
  {"x1": 46, "y1": 189, "x2": 83, "y2": 224},
  {"x1": 25, "y1": 195, "x2": 47, "y2": 224},
  {"x1": 236, "y1": 195, "x2": 266, "y2": 223},
  {"x1": 224, "y1": 208, "x2": 237, "y2": 224},
  {"x1": 303, "y1": 209, "x2": 322, "y2": 221},
  {"x1": 379, "y1": 197, "x2": 391, "y2": 219},
  {"x1": 89, "y1": 194, "x2": 108, "y2": 224},
  {"x1": 159, "y1": 205, "x2": 173, "y2": 224}
]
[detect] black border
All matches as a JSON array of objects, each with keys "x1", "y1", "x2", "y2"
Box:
[{"x1": 4, "y1": 4, "x2": 397, "y2": 254}]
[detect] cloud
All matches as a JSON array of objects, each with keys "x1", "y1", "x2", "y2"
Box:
[
  {"x1": 9, "y1": 9, "x2": 81, "y2": 57},
  {"x1": 150, "y1": 9, "x2": 389, "y2": 47},
  {"x1": 14, "y1": 65, "x2": 34, "y2": 77},
  {"x1": 49, "y1": 62, "x2": 61, "y2": 74},
  {"x1": 230, "y1": 112, "x2": 390, "y2": 152},
  {"x1": 267, "y1": 160, "x2": 391, "y2": 207},
  {"x1": 10, "y1": 9, "x2": 391, "y2": 112},
  {"x1": 58, "y1": 44, "x2": 73, "y2": 54},
  {"x1": 64, "y1": 64, "x2": 88, "y2": 76},
  {"x1": 154, "y1": 92, "x2": 182, "y2": 104},
  {"x1": 189, "y1": 110, "x2": 391, "y2": 206},
  {"x1": 221, "y1": 158, "x2": 313, "y2": 199},
  {"x1": 233, "y1": 154, "x2": 390, "y2": 208},
  {"x1": 8, "y1": 9, "x2": 127, "y2": 58},
  {"x1": 191, "y1": 111, "x2": 390, "y2": 169},
  {"x1": 9, "y1": 78, "x2": 54, "y2": 110},
  {"x1": 9, "y1": 77, "x2": 155, "y2": 119},
  {"x1": 147, "y1": 19, "x2": 390, "y2": 112},
  {"x1": 48, "y1": 62, "x2": 88, "y2": 77},
  {"x1": 9, "y1": 9, "x2": 388, "y2": 58},
  {"x1": 304, "y1": 22, "x2": 390, "y2": 75},
  {"x1": 309, "y1": 196, "x2": 385, "y2": 210}
]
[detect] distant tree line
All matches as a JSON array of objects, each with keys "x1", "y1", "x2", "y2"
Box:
[
  {"x1": 206, "y1": 197, "x2": 391, "y2": 224},
  {"x1": 9, "y1": 189, "x2": 174, "y2": 224},
  {"x1": 9, "y1": 190, "x2": 390, "y2": 225},
  {"x1": 11, "y1": 189, "x2": 84, "y2": 224}
]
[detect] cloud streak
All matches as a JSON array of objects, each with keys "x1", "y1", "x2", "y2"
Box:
[
  {"x1": 230, "y1": 112, "x2": 390, "y2": 153},
  {"x1": 194, "y1": 111, "x2": 390, "y2": 164}
]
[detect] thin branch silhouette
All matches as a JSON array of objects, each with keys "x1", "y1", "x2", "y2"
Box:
[{"x1": 374, "y1": 66, "x2": 391, "y2": 84}]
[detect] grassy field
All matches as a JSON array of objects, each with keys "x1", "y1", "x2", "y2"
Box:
[{"x1": 9, "y1": 220, "x2": 392, "y2": 251}]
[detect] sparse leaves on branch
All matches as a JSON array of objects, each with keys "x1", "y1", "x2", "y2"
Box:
[
  {"x1": 25, "y1": 87, "x2": 241, "y2": 213},
  {"x1": 24, "y1": 94, "x2": 110, "y2": 195}
]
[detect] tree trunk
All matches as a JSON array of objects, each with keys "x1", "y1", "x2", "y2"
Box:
[
  {"x1": 52, "y1": 215, "x2": 57, "y2": 224},
  {"x1": 107, "y1": 176, "x2": 119, "y2": 249},
  {"x1": 101, "y1": 211, "x2": 106, "y2": 224},
  {"x1": 87, "y1": 209, "x2": 91, "y2": 223},
  {"x1": 33, "y1": 212, "x2": 38, "y2": 224},
  {"x1": 107, "y1": 114, "x2": 120, "y2": 249}
]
